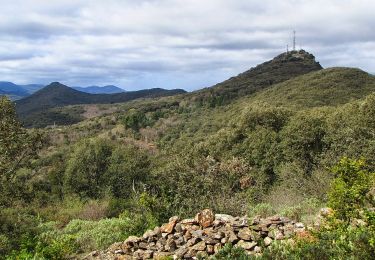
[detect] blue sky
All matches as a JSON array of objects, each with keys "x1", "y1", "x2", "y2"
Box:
[{"x1": 0, "y1": 0, "x2": 374, "y2": 91}]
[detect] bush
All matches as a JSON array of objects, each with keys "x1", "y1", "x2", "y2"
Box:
[
  {"x1": 328, "y1": 158, "x2": 375, "y2": 222},
  {"x1": 212, "y1": 244, "x2": 250, "y2": 260},
  {"x1": 249, "y1": 203, "x2": 276, "y2": 218}
]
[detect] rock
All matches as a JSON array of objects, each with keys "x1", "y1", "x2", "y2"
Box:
[
  {"x1": 275, "y1": 230, "x2": 285, "y2": 240},
  {"x1": 203, "y1": 237, "x2": 220, "y2": 245},
  {"x1": 154, "y1": 252, "x2": 172, "y2": 259},
  {"x1": 186, "y1": 237, "x2": 200, "y2": 247},
  {"x1": 254, "y1": 246, "x2": 262, "y2": 253},
  {"x1": 184, "y1": 249, "x2": 197, "y2": 258},
  {"x1": 195, "y1": 209, "x2": 215, "y2": 228},
  {"x1": 214, "y1": 243, "x2": 222, "y2": 254},
  {"x1": 138, "y1": 242, "x2": 148, "y2": 249},
  {"x1": 207, "y1": 244, "x2": 214, "y2": 254},
  {"x1": 264, "y1": 236, "x2": 273, "y2": 246},
  {"x1": 295, "y1": 222, "x2": 305, "y2": 229},
  {"x1": 165, "y1": 238, "x2": 177, "y2": 252},
  {"x1": 174, "y1": 234, "x2": 185, "y2": 246},
  {"x1": 191, "y1": 230, "x2": 204, "y2": 238},
  {"x1": 236, "y1": 240, "x2": 257, "y2": 250},
  {"x1": 174, "y1": 223, "x2": 183, "y2": 233},
  {"x1": 283, "y1": 223, "x2": 295, "y2": 238},
  {"x1": 114, "y1": 249, "x2": 124, "y2": 254},
  {"x1": 161, "y1": 216, "x2": 179, "y2": 234},
  {"x1": 228, "y1": 230, "x2": 239, "y2": 243},
  {"x1": 192, "y1": 241, "x2": 206, "y2": 251},
  {"x1": 213, "y1": 231, "x2": 225, "y2": 240},
  {"x1": 173, "y1": 246, "x2": 189, "y2": 258},
  {"x1": 320, "y1": 207, "x2": 334, "y2": 217},
  {"x1": 133, "y1": 249, "x2": 153, "y2": 259},
  {"x1": 88, "y1": 210, "x2": 313, "y2": 259},
  {"x1": 124, "y1": 236, "x2": 141, "y2": 245},
  {"x1": 180, "y1": 218, "x2": 197, "y2": 225},
  {"x1": 237, "y1": 228, "x2": 252, "y2": 241},
  {"x1": 215, "y1": 214, "x2": 235, "y2": 223}
]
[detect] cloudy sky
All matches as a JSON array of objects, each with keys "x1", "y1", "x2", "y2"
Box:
[{"x1": 0, "y1": 0, "x2": 374, "y2": 91}]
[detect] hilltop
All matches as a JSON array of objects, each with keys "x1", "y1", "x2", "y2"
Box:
[
  {"x1": 190, "y1": 50, "x2": 322, "y2": 106},
  {"x1": 243, "y1": 67, "x2": 375, "y2": 108},
  {"x1": 15, "y1": 83, "x2": 186, "y2": 127}
]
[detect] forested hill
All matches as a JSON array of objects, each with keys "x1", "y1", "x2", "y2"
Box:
[
  {"x1": 15, "y1": 83, "x2": 186, "y2": 126},
  {"x1": 2, "y1": 49, "x2": 375, "y2": 259},
  {"x1": 189, "y1": 49, "x2": 323, "y2": 106}
]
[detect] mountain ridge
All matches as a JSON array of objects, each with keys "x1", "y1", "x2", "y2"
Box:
[
  {"x1": 15, "y1": 82, "x2": 186, "y2": 126},
  {"x1": 189, "y1": 49, "x2": 323, "y2": 105},
  {"x1": 72, "y1": 85, "x2": 126, "y2": 94}
]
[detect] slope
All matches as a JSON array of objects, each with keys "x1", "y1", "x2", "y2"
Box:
[
  {"x1": 15, "y1": 82, "x2": 186, "y2": 127},
  {"x1": 245, "y1": 67, "x2": 375, "y2": 108},
  {"x1": 189, "y1": 50, "x2": 322, "y2": 106}
]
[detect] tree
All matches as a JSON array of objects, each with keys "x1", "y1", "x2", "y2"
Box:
[
  {"x1": 0, "y1": 96, "x2": 42, "y2": 206},
  {"x1": 64, "y1": 138, "x2": 113, "y2": 198},
  {"x1": 106, "y1": 145, "x2": 150, "y2": 198}
]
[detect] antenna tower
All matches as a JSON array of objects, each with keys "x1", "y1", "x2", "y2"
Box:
[{"x1": 293, "y1": 30, "x2": 296, "y2": 51}]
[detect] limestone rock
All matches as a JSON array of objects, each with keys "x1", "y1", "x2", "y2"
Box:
[
  {"x1": 237, "y1": 228, "x2": 252, "y2": 241},
  {"x1": 236, "y1": 240, "x2": 257, "y2": 250},
  {"x1": 192, "y1": 241, "x2": 206, "y2": 251},
  {"x1": 195, "y1": 209, "x2": 215, "y2": 228},
  {"x1": 160, "y1": 216, "x2": 179, "y2": 234},
  {"x1": 264, "y1": 236, "x2": 273, "y2": 246}
]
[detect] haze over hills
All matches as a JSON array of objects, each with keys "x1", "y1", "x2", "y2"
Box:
[
  {"x1": 0, "y1": 82, "x2": 126, "y2": 100},
  {"x1": 73, "y1": 85, "x2": 125, "y2": 94},
  {"x1": 0, "y1": 81, "x2": 33, "y2": 100}
]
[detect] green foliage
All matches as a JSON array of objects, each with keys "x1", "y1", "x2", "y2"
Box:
[
  {"x1": 0, "y1": 97, "x2": 42, "y2": 205},
  {"x1": 212, "y1": 244, "x2": 250, "y2": 260},
  {"x1": 121, "y1": 109, "x2": 150, "y2": 131},
  {"x1": 64, "y1": 138, "x2": 113, "y2": 198},
  {"x1": 262, "y1": 225, "x2": 375, "y2": 260},
  {"x1": 280, "y1": 109, "x2": 327, "y2": 174},
  {"x1": 107, "y1": 145, "x2": 150, "y2": 198},
  {"x1": 248, "y1": 203, "x2": 276, "y2": 218},
  {"x1": 328, "y1": 158, "x2": 375, "y2": 222}
]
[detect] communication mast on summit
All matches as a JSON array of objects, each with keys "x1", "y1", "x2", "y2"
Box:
[{"x1": 293, "y1": 30, "x2": 296, "y2": 51}]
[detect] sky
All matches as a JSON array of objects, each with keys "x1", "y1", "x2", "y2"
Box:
[{"x1": 0, "y1": 0, "x2": 374, "y2": 91}]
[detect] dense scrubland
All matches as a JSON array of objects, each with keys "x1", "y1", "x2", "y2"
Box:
[{"x1": 1, "y1": 51, "x2": 375, "y2": 259}]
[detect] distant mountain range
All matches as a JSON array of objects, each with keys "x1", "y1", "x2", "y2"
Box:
[
  {"x1": 0, "y1": 82, "x2": 126, "y2": 100},
  {"x1": 0, "y1": 82, "x2": 44, "y2": 100},
  {"x1": 72, "y1": 85, "x2": 125, "y2": 94},
  {"x1": 15, "y1": 82, "x2": 186, "y2": 127}
]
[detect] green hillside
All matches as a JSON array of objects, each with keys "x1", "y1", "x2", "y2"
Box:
[
  {"x1": 189, "y1": 49, "x2": 322, "y2": 106},
  {"x1": 2, "y1": 51, "x2": 375, "y2": 259},
  {"x1": 252, "y1": 67, "x2": 375, "y2": 108}
]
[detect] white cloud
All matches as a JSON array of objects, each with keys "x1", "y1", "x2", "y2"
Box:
[{"x1": 0, "y1": 0, "x2": 374, "y2": 90}]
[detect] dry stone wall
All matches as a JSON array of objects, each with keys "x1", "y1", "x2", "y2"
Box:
[{"x1": 85, "y1": 209, "x2": 308, "y2": 259}]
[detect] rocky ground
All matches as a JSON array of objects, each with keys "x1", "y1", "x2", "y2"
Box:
[{"x1": 84, "y1": 209, "x2": 317, "y2": 259}]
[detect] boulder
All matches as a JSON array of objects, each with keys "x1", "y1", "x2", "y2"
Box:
[
  {"x1": 195, "y1": 209, "x2": 215, "y2": 228},
  {"x1": 160, "y1": 216, "x2": 179, "y2": 234}
]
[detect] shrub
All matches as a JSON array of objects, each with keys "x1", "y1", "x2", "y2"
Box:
[
  {"x1": 328, "y1": 158, "x2": 375, "y2": 222},
  {"x1": 249, "y1": 203, "x2": 276, "y2": 218},
  {"x1": 212, "y1": 244, "x2": 250, "y2": 260}
]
